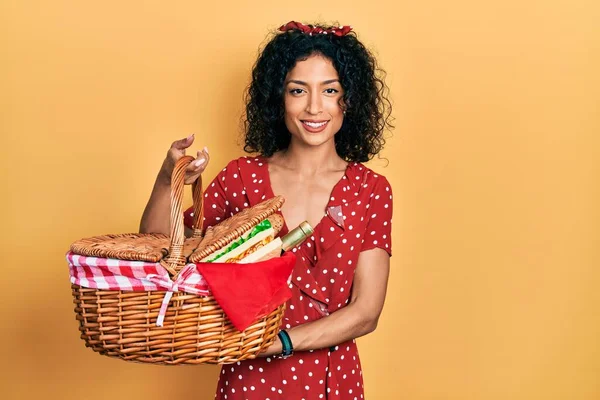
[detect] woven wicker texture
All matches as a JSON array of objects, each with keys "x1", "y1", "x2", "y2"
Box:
[
  {"x1": 70, "y1": 233, "x2": 169, "y2": 263},
  {"x1": 72, "y1": 285, "x2": 284, "y2": 364},
  {"x1": 70, "y1": 156, "x2": 287, "y2": 364},
  {"x1": 189, "y1": 196, "x2": 285, "y2": 263},
  {"x1": 267, "y1": 213, "x2": 284, "y2": 234}
]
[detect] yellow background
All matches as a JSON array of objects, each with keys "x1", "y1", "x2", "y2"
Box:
[{"x1": 1, "y1": 1, "x2": 598, "y2": 399}]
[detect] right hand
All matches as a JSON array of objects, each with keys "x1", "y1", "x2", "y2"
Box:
[{"x1": 159, "y1": 134, "x2": 210, "y2": 185}]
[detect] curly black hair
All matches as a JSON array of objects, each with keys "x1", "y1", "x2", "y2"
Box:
[{"x1": 242, "y1": 23, "x2": 393, "y2": 163}]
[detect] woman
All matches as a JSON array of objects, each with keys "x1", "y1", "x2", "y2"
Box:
[{"x1": 141, "y1": 21, "x2": 393, "y2": 399}]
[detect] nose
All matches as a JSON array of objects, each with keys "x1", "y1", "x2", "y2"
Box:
[{"x1": 305, "y1": 91, "x2": 323, "y2": 115}]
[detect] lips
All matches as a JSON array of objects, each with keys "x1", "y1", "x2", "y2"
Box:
[{"x1": 301, "y1": 120, "x2": 329, "y2": 133}]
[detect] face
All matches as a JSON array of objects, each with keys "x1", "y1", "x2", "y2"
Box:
[{"x1": 283, "y1": 54, "x2": 345, "y2": 149}]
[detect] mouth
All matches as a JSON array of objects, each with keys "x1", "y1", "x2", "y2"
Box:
[{"x1": 301, "y1": 120, "x2": 330, "y2": 133}]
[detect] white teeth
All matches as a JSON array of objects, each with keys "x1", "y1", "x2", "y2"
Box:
[{"x1": 304, "y1": 121, "x2": 327, "y2": 128}]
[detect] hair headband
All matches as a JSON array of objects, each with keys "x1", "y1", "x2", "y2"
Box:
[{"x1": 278, "y1": 21, "x2": 353, "y2": 37}]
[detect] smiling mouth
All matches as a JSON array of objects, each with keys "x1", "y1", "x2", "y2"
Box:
[{"x1": 301, "y1": 120, "x2": 330, "y2": 131}]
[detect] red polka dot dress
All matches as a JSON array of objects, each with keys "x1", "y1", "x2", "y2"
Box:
[{"x1": 184, "y1": 156, "x2": 393, "y2": 400}]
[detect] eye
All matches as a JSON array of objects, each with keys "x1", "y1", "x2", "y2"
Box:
[
  {"x1": 289, "y1": 88, "x2": 305, "y2": 95},
  {"x1": 324, "y1": 88, "x2": 339, "y2": 94}
]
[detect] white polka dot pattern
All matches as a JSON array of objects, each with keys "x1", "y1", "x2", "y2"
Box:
[
  {"x1": 181, "y1": 156, "x2": 392, "y2": 399},
  {"x1": 359, "y1": 176, "x2": 393, "y2": 254}
]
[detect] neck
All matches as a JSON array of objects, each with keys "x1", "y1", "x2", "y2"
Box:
[{"x1": 274, "y1": 140, "x2": 347, "y2": 176}]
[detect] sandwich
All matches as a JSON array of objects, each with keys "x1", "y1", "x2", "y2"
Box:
[
  {"x1": 237, "y1": 237, "x2": 283, "y2": 264},
  {"x1": 200, "y1": 214, "x2": 284, "y2": 263}
]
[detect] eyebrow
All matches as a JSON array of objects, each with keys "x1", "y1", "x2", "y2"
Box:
[{"x1": 286, "y1": 79, "x2": 340, "y2": 86}]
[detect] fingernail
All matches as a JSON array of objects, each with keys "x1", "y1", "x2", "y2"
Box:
[
  {"x1": 203, "y1": 146, "x2": 209, "y2": 154},
  {"x1": 187, "y1": 134, "x2": 194, "y2": 140},
  {"x1": 194, "y1": 158, "x2": 206, "y2": 167}
]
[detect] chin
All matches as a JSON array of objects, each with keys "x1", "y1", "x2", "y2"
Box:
[
  {"x1": 287, "y1": 121, "x2": 341, "y2": 148},
  {"x1": 298, "y1": 131, "x2": 335, "y2": 147}
]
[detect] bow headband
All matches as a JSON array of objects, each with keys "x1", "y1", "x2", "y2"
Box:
[{"x1": 278, "y1": 21, "x2": 353, "y2": 37}]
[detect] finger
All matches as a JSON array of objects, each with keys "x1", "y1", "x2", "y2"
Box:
[
  {"x1": 171, "y1": 134, "x2": 195, "y2": 150},
  {"x1": 202, "y1": 146, "x2": 210, "y2": 166},
  {"x1": 186, "y1": 157, "x2": 205, "y2": 172},
  {"x1": 185, "y1": 156, "x2": 205, "y2": 183},
  {"x1": 186, "y1": 151, "x2": 207, "y2": 172},
  {"x1": 184, "y1": 171, "x2": 202, "y2": 185}
]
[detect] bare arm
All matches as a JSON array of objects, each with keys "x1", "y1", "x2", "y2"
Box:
[
  {"x1": 139, "y1": 135, "x2": 210, "y2": 234},
  {"x1": 261, "y1": 247, "x2": 391, "y2": 356}
]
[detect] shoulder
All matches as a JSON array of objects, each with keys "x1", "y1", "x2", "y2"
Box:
[
  {"x1": 213, "y1": 156, "x2": 262, "y2": 177},
  {"x1": 208, "y1": 155, "x2": 268, "y2": 191},
  {"x1": 221, "y1": 155, "x2": 266, "y2": 171},
  {"x1": 347, "y1": 162, "x2": 392, "y2": 193}
]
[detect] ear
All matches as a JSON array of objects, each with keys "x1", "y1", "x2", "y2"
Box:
[{"x1": 338, "y1": 98, "x2": 348, "y2": 114}]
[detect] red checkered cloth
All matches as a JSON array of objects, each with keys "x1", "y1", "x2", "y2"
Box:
[
  {"x1": 67, "y1": 252, "x2": 210, "y2": 326},
  {"x1": 67, "y1": 252, "x2": 210, "y2": 293}
]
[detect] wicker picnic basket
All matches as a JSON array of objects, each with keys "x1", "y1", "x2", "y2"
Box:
[{"x1": 69, "y1": 155, "x2": 287, "y2": 365}]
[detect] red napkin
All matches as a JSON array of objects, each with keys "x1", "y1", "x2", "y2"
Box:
[{"x1": 195, "y1": 252, "x2": 296, "y2": 331}]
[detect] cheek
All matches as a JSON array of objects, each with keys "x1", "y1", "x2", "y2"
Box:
[
  {"x1": 283, "y1": 97, "x2": 301, "y2": 132},
  {"x1": 328, "y1": 99, "x2": 345, "y2": 131},
  {"x1": 326, "y1": 98, "x2": 344, "y2": 117},
  {"x1": 284, "y1": 96, "x2": 305, "y2": 117}
]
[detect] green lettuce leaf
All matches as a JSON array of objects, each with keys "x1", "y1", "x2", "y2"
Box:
[{"x1": 207, "y1": 219, "x2": 272, "y2": 262}]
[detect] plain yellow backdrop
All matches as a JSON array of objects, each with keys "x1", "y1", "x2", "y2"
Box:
[{"x1": 1, "y1": 1, "x2": 598, "y2": 399}]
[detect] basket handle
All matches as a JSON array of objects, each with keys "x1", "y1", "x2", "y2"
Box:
[
  {"x1": 190, "y1": 173, "x2": 204, "y2": 238},
  {"x1": 162, "y1": 155, "x2": 204, "y2": 274}
]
